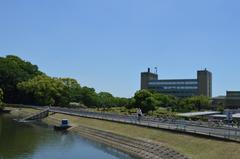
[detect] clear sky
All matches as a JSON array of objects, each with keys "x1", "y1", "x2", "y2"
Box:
[{"x1": 0, "y1": 0, "x2": 240, "y2": 97}]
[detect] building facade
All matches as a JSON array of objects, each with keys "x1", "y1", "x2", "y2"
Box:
[
  {"x1": 212, "y1": 91, "x2": 240, "y2": 109},
  {"x1": 140, "y1": 68, "x2": 212, "y2": 98}
]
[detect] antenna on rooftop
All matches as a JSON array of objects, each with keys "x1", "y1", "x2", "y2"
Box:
[{"x1": 154, "y1": 67, "x2": 158, "y2": 74}]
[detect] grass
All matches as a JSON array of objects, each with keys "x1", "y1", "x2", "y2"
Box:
[
  {"x1": 90, "y1": 107, "x2": 137, "y2": 115},
  {"x1": 11, "y1": 107, "x2": 240, "y2": 159},
  {"x1": 90, "y1": 106, "x2": 178, "y2": 117},
  {"x1": 8, "y1": 107, "x2": 39, "y2": 117}
]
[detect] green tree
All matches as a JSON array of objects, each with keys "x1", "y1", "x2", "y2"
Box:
[
  {"x1": 174, "y1": 98, "x2": 194, "y2": 112},
  {"x1": 142, "y1": 96, "x2": 157, "y2": 113},
  {"x1": 79, "y1": 86, "x2": 98, "y2": 107},
  {"x1": 0, "y1": 88, "x2": 4, "y2": 110},
  {"x1": 0, "y1": 55, "x2": 43, "y2": 103},
  {"x1": 97, "y1": 92, "x2": 114, "y2": 109},
  {"x1": 17, "y1": 75, "x2": 68, "y2": 106},
  {"x1": 176, "y1": 95, "x2": 211, "y2": 112},
  {"x1": 216, "y1": 102, "x2": 224, "y2": 113},
  {"x1": 134, "y1": 89, "x2": 152, "y2": 106},
  {"x1": 113, "y1": 97, "x2": 129, "y2": 107},
  {"x1": 126, "y1": 98, "x2": 136, "y2": 109},
  {"x1": 191, "y1": 95, "x2": 211, "y2": 111},
  {"x1": 60, "y1": 78, "x2": 81, "y2": 102},
  {"x1": 131, "y1": 89, "x2": 154, "y2": 113},
  {"x1": 0, "y1": 55, "x2": 132, "y2": 109},
  {"x1": 152, "y1": 93, "x2": 178, "y2": 108}
]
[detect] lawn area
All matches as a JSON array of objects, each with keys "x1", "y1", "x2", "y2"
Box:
[
  {"x1": 89, "y1": 107, "x2": 177, "y2": 117},
  {"x1": 8, "y1": 107, "x2": 40, "y2": 117},
  {"x1": 47, "y1": 113, "x2": 240, "y2": 159}
]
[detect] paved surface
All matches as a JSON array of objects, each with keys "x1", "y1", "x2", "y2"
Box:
[{"x1": 49, "y1": 107, "x2": 240, "y2": 142}]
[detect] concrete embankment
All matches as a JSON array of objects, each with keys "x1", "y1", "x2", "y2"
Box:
[
  {"x1": 8, "y1": 107, "x2": 189, "y2": 159},
  {"x1": 44, "y1": 115, "x2": 189, "y2": 159}
]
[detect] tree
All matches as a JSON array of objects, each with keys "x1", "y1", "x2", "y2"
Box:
[
  {"x1": 0, "y1": 55, "x2": 133, "y2": 109},
  {"x1": 17, "y1": 75, "x2": 68, "y2": 106},
  {"x1": 131, "y1": 89, "x2": 153, "y2": 113},
  {"x1": 216, "y1": 102, "x2": 224, "y2": 113},
  {"x1": 0, "y1": 55, "x2": 43, "y2": 103},
  {"x1": 141, "y1": 96, "x2": 157, "y2": 113},
  {"x1": 152, "y1": 93, "x2": 178, "y2": 108},
  {"x1": 191, "y1": 95, "x2": 211, "y2": 111},
  {"x1": 176, "y1": 95, "x2": 211, "y2": 112},
  {"x1": 97, "y1": 92, "x2": 114, "y2": 109},
  {"x1": 174, "y1": 98, "x2": 194, "y2": 112},
  {"x1": 79, "y1": 86, "x2": 98, "y2": 107},
  {"x1": 126, "y1": 98, "x2": 136, "y2": 109},
  {"x1": 0, "y1": 88, "x2": 4, "y2": 110},
  {"x1": 113, "y1": 97, "x2": 129, "y2": 107},
  {"x1": 60, "y1": 78, "x2": 81, "y2": 102},
  {"x1": 134, "y1": 89, "x2": 152, "y2": 106}
]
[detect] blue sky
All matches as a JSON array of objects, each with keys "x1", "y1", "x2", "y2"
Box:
[{"x1": 0, "y1": 0, "x2": 240, "y2": 97}]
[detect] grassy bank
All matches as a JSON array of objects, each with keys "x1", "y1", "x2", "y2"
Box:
[
  {"x1": 10, "y1": 107, "x2": 240, "y2": 159},
  {"x1": 8, "y1": 107, "x2": 39, "y2": 118}
]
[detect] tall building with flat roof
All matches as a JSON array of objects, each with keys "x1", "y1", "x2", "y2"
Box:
[
  {"x1": 140, "y1": 68, "x2": 212, "y2": 98},
  {"x1": 197, "y1": 69, "x2": 212, "y2": 97},
  {"x1": 141, "y1": 68, "x2": 158, "y2": 90}
]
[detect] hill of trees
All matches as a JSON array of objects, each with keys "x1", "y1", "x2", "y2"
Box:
[
  {"x1": 0, "y1": 55, "x2": 211, "y2": 113},
  {"x1": 0, "y1": 55, "x2": 129, "y2": 108}
]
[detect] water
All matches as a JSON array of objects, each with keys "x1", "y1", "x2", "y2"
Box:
[{"x1": 0, "y1": 114, "x2": 135, "y2": 159}]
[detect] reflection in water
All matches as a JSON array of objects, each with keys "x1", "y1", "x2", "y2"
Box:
[
  {"x1": 76, "y1": 135, "x2": 136, "y2": 159},
  {"x1": 0, "y1": 115, "x2": 42, "y2": 159},
  {"x1": 0, "y1": 114, "x2": 134, "y2": 159}
]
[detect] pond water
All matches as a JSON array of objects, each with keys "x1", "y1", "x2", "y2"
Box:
[{"x1": 0, "y1": 114, "x2": 135, "y2": 159}]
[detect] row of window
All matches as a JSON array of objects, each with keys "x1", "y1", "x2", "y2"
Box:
[
  {"x1": 162, "y1": 92, "x2": 197, "y2": 96},
  {"x1": 227, "y1": 92, "x2": 240, "y2": 97},
  {"x1": 152, "y1": 90, "x2": 198, "y2": 96},
  {"x1": 148, "y1": 80, "x2": 198, "y2": 85},
  {"x1": 149, "y1": 86, "x2": 198, "y2": 90}
]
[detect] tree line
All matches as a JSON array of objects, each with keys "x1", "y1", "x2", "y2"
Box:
[
  {"x1": 128, "y1": 89, "x2": 211, "y2": 113},
  {"x1": 0, "y1": 55, "x2": 211, "y2": 113},
  {"x1": 0, "y1": 55, "x2": 129, "y2": 108}
]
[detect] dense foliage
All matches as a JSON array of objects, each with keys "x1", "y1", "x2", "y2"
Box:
[
  {"x1": 175, "y1": 95, "x2": 211, "y2": 112},
  {"x1": 0, "y1": 55, "x2": 129, "y2": 107},
  {"x1": 0, "y1": 55, "x2": 212, "y2": 114},
  {"x1": 0, "y1": 88, "x2": 3, "y2": 109},
  {"x1": 128, "y1": 89, "x2": 211, "y2": 113},
  {"x1": 18, "y1": 75, "x2": 72, "y2": 106},
  {"x1": 0, "y1": 55, "x2": 43, "y2": 103}
]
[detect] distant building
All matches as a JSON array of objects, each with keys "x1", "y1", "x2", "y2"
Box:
[
  {"x1": 212, "y1": 91, "x2": 240, "y2": 109},
  {"x1": 140, "y1": 68, "x2": 212, "y2": 98}
]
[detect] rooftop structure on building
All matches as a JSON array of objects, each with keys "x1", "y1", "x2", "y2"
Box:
[{"x1": 140, "y1": 68, "x2": 212, "y2": 98}]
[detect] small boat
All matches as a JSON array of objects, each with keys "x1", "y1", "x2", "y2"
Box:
[{"x1": 54, "y1": 119, "x2": 71, "y2": 131}]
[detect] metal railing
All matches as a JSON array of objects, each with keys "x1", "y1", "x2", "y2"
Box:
[{"x1": 50, "y1": 107, "x2": 240, "y2": 142}]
